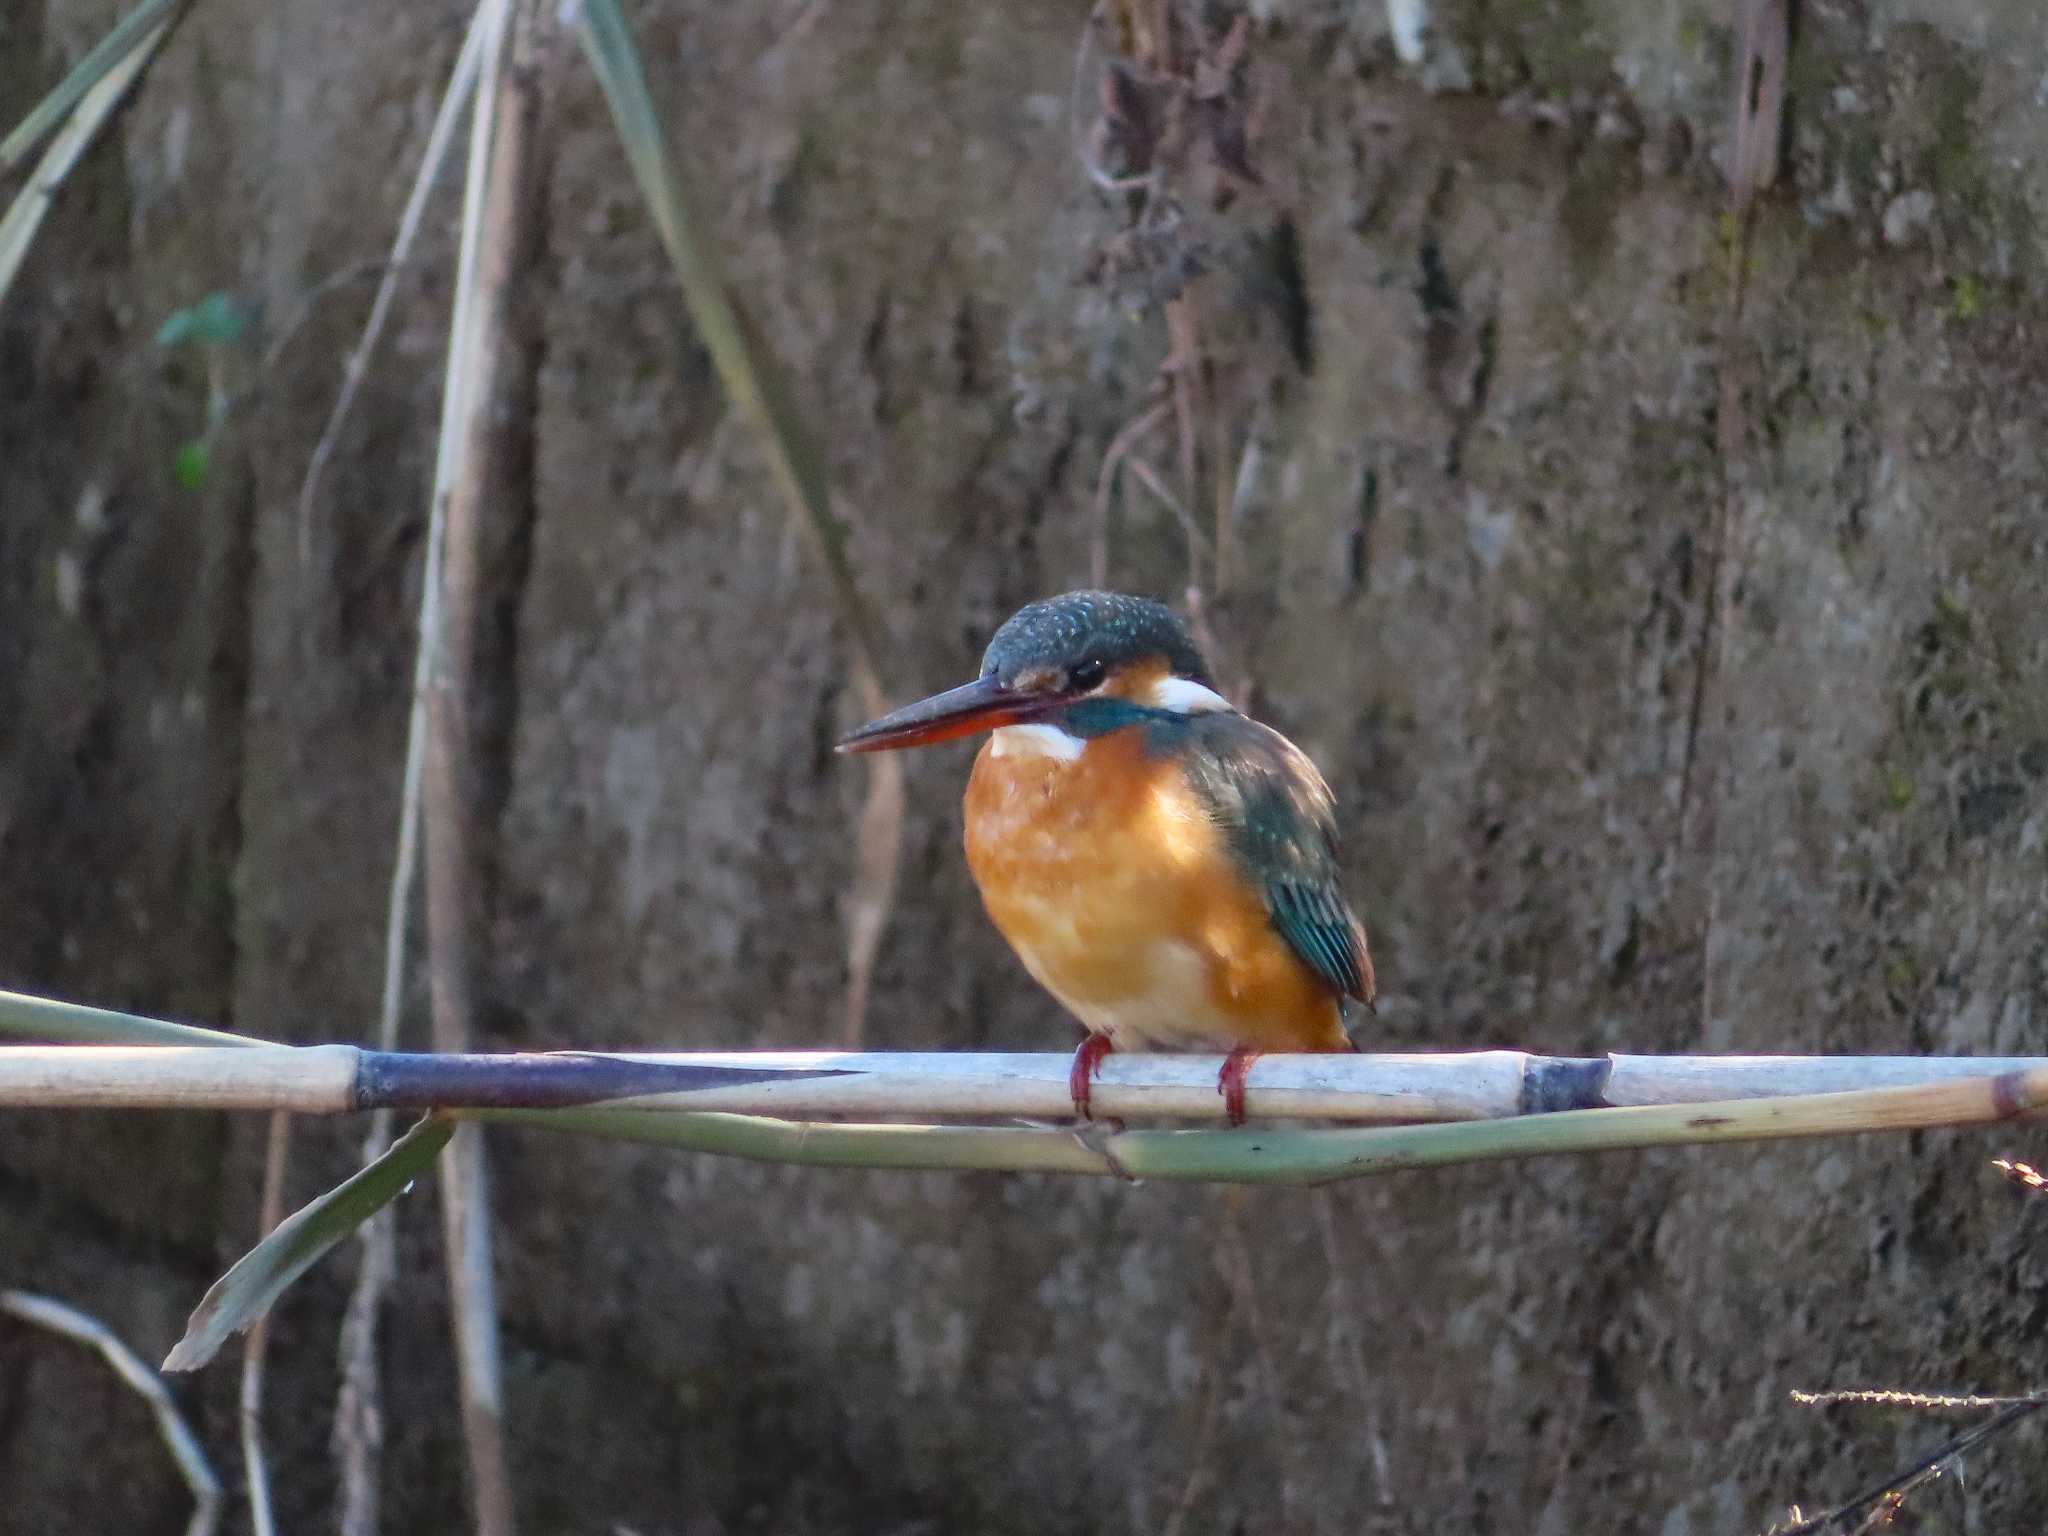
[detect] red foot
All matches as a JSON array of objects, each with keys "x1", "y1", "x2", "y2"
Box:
[
  {"x1": 1069, "y1": 1033, "x2": 1116, "y2": 1119},
  {"x1": 1218, "y1": 1045, "x2": 1263, "y2": 1127}
]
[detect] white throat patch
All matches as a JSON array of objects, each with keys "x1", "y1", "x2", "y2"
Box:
[
  {"x1": 989, "y1": 723, "x2": 1085, "y2": 762},
  {"x1": 1148, "y1": 676, "x2": 1234, "y2": 714}
]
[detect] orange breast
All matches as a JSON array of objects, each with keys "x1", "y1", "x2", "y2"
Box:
[{"x1": 962, "y1": 727, "x2": 1351, "y2": 1054}]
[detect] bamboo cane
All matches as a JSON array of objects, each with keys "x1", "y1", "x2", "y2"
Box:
[
  {"x1": 477, "y1": 1064, "x2": 2048, "y2": 1186},
  {"x1": 4, "y1": 1044, "x2": 2046, "y2": 1125}
]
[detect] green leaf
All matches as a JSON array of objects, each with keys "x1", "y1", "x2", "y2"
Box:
[
  {"x1": 473, "y1": 1106, "x2": 1115, "y2": 1176},
  {"x1": 164, "y1": 1114, "x2": 455, "y2": 1372},
  {"x1": 0, "y1": 987, "x2": 261, "y2": 1047},
  {"x1": 574, "y1": 0, "x2": 909, "y2": 1033},
  {"x1": 156, "y1": 290, "x2": 248, "y2": 349},
  {"x1": 172, "y1": 438, "x2": 210, "y2": 489},
  {"x1": 0, "y1": 0, "x2": 179, "y2": 171},
  {"x1": 571, "y1": 0, "x2": 885, "y2": 682},
  {"x1": 0, "y1": 10, "x2": 177, "y2": 322}
]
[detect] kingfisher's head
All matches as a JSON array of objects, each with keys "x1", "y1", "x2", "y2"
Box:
[{"x1": 836, "y1": 591, "x2": 1230, "y2": 755}]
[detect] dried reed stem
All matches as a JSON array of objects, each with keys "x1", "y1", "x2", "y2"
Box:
[
  {"x1": 416, "y1": 0, "x2": 531, "y2": 1527},
  {"x1": 0, "y1": 1289, "x2": 222, "y2": 1536},
  {"x1": 238, "y1": 1111, "x2": 291, "y2": 1536}
]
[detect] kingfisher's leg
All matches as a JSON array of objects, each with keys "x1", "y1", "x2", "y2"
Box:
[
  {"x1": 1069, "y1": 1033, "x2": 1115, "y2": 1119},
  {"x1": 1218, "y1": 1045, "x2": 1262, "y2": 1127}
]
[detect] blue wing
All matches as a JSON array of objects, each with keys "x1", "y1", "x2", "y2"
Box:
[{"x1": 1161, "y1": 713, "x2": 1376, "y2": 1007}]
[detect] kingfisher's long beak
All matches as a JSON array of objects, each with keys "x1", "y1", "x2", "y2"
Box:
[{"x1": 836, "y1": 676, "x2": 1053, "y2": 753}]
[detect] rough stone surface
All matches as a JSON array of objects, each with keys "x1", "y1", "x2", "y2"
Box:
[{"x1": 3, "y1": 1, "x2": 2046, "y2": 1532}]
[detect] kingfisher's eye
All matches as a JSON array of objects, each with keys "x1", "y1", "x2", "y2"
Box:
[{"x1": 1068, "y1": 659, "x2": 1107, "y2": 691}]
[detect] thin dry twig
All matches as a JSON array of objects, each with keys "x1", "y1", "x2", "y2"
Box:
[
  {"x1": 333, "y1": 1194, "x2": 397, "y2": 1536},
  {"x1": 1070, "y1": 18, "x2": 1157, "y2": 197},
  {"x1": 0, "y1": 1289, "x2": 222, "y2": 1536},
  {"x1": 840, "y1": 752, "x2": 904, "y2": 1046},
  {"x1": 1159, "y1": 1272, "x2": 1232, "y2": 1536},
  {"x1": 1216, "y1": 1187, "x2": 1303, "y2": 1531},
  {"x1": 1158, "y1": 1365, "x2": 1224, "y2": 1536},
  {"x1": 1727, "y1": 0, "x2": 1788, "y2": 214},
  {"x1": 1682, "y1": 0, "x2": 1785, "y2": 811},
  {"x1": 1766, "y1": 1397, "x2": 2047, "y2": 1535},
  {"x1": 238, "y1": 1111, "x2": 291, "y2": 1536},
  {"x1": 1123, "y1": 452, "x2": 1214, "y2": 563},
  {"x1": 1209, "y1": 345, "x2": 1235, "y2": 592},
  {"x1": 1073, "y1": 1, "x2": 1280, "y2": 631},
  {"x1": 1312, "y1": 1189, "x2": 1393, "y2": 1505},
  {"x1": 1677, "y1": 0, "x2": 1789, "y2": 1032},
  {"x1": 1091, "y1": 396, "x2": 1169, "y2": 585},
  {"x1": 1792, "y1": 1388, "x2": 2048, "y2": 1410},
  {"x1": 294, "y1": 7, "x2": 488, "y2": 573},
  {"x1": 335, "y1": 6, "x2": 501, "y2": 1533},
  {"x1": 1163, "y1": 296, "x2": 1210, "y2": 586},
  {"x1": 1088, "y1": 4, "x2": 1269, "y2": 606}
]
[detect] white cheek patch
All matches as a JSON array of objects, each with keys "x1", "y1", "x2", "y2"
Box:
[
  {"x1": 990, "y1": 723, "x2": 1086, "y2": 761},
  {"x1": 1148, "y1": 676, "x2": 1234, "y2": 714}
]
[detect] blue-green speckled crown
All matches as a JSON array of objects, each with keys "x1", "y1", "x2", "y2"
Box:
[{"x1": 979, "y1": 591, "x2": 1214, "y2": 689}]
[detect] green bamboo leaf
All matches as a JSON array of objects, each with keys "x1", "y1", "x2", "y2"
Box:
[
  {"x1": 0, "y1": 10, "x2": 177, "y2": 319},
  {"x1": 573, "y1": 0, "x2": 908, "y2": 1046},
  {"x1": 0, "y1": 988, "x2": 261, "y2": 1047},
  {"x1": 570, "y1": 0, "x2": 885, "y2": 680},
  {"x1": 164, "y1": 1114, "x2": 455, "y2": 1372},
  {"x1": 0, "y1": 0, "x2": 180, "y2": 170},
  {"x1": 473, "y1": 1106, "x2": 1115, "y2": 1176}
]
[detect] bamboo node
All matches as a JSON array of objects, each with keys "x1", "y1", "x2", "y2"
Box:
[{"x1": 1990, "y1": 1071, "x2": 2026, "y2": 1121}]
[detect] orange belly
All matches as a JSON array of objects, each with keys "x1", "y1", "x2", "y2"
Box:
[{"x1": 962, "y1": 726, "x2": 1352, "y2": 1054}]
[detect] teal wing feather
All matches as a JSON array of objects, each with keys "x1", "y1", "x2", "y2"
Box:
[{"x1": 1162, "y1": 714, "x2": 1376, "y2": 1007}]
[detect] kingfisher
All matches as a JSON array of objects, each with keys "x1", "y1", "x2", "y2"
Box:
[{"x1": 837, "y1": 590, "x2": 1374, "y2": 1125}]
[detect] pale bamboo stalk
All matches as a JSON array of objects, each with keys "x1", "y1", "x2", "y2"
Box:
[
  {"x1": 1598, "y1": 1053, "x2": 2034, "y2": 1105},
  {"x1": 418, "y1": 0, "x2": 522, "y2": 1529},
  {"x1": 337, "y1": 11, "x2": 495, "y2": 1532},
  {"x1": 580, "y1": 1050, "x2": 2048, "y2": 1120},
  {"x1": 7, "y1": 1045, "x2": 2048, "y2": 1125},
  {"x1": 0, "y1": 9, "x2": 176, "y2": 315},
  {"x1": 0, "y1": 1044, "x2": 358, "y2": 1109},
  {"x1": 573, "y1": 1048, "x2": 1532, "y2": 1120},
  {"x1": 0, "y1": 1290, "x2": 222, "y2": 1536}
]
